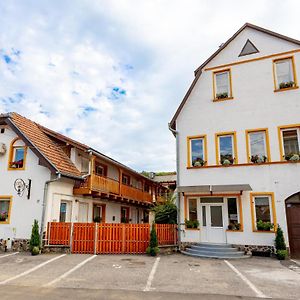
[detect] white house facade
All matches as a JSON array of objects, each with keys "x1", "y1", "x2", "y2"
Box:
[
  {"x1": 170, "y1": 23, "x2": 300, "y2": 257},
  {"x1": 0, "y1": 113, "x2": 163, "y2": 250}
]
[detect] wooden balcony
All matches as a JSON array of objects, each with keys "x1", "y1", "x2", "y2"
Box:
[{"x1": 74, "y1": 174, "x2": 154, "y2": 205}]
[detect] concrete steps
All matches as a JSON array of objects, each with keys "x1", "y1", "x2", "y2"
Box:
[{"x1": 182, "y1": 243, "x2": 249, "y2": 259}]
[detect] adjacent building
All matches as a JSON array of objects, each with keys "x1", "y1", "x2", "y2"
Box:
[
  {"x1": 0, "y1": 112, "x2": 163, "y2": 245},
  {"x1": 169, "y1": 23, "x2": 300, "y2": 257}
]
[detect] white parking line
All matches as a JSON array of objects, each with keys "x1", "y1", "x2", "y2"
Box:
[
  {"x1": 44, "y1": 255, "x2": 97, "y2": 287},
  {"x1": 0, "y1": 252, "x2": 19, "y2": 259},
  {"x1": 0, "y1": 254, "x2": 66, "y2": 285},
  {"x1": 224, "y1": 260, "x2": 269, "y2": 298},
  {"x1": 144, "y1": 257, "x2": 160, "y2": 292}
]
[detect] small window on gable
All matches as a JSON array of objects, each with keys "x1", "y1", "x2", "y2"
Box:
[
  {"x1": 8, "y1": 138, "x2": 27, "y2": 170},
  {"x1": 188, "y1": 136, "x2": 207, "y2": 167},
  {"x1": 213, "y1": 69, "x2": 232, "y2": 100},
  {"x1": 273, "y1": 57, "x2": 298, "y2": 91},
  {"x1": 239, "y1": 39, "x2": 259, "y2": 57}
]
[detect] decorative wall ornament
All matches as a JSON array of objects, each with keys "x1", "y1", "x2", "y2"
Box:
[{"x1": 14, "y1": 178, "x2": 32, "y2": 199}]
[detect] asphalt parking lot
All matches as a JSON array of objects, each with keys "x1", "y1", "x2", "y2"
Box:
[{"x1": 0, "y1": 252, "x2": 300, "y2": 299}]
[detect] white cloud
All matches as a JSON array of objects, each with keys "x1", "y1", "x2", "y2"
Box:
[{"x1": 0, "y1": 0, "x2": 300, "y2": 172}]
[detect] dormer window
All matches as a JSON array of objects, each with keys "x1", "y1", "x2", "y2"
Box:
[
  {"x1": 8, "y1": 138, "x2": 27, "y2": 170},
  {"x1": 213, "y1": 69, "x2": 233, "y2": 101},
  {"x1": 273, "y1": 57, "x2": 298, "y2": 91}
]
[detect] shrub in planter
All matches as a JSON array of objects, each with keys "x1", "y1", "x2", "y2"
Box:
[
  {"x1": 277, "y1": 249, "x2": 288, "y2": 260},
  {"x1": 29, "y1": 219, "x2": 40, "y2": 255},
  {"x1": 146, "y1": 223, "x2": 159, "y2": 256},
  {"x1": 256, "y1": 220, "x2": 274, "y2": 231},
  {"x1": 275, "y1": 225, "x2": 287, "y2": 260}
]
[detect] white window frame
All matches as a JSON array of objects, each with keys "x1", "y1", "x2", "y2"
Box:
[
  {"x1": 189, "y1": 137, "x2": 206, "y2": 166},
  {"x1": 281, "y1": 127, "x2": 300, "y2": 155},
  {"x1": 59, "y1": 200, "x2": 72, "y2": 222},
  {"x1": 274, "y1": 57, "x2": 295, "y2": 90},
  {"x1": 253, "y1": 195, "x2": 273, "y2": 225}
]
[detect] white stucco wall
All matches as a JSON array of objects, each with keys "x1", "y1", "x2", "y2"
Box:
[
  {"x1": 176, "y1": 28, "x2": 300, "y2": 247},
  {"x1": 0, "y1": 127, "x2": 51, "y2": 239}
]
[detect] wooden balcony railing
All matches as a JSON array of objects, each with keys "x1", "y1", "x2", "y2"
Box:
[{"x1": 74, "y1": 174, "x2": 154, "y2": 204}]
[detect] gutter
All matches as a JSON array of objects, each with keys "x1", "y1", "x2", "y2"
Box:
[
  {"x1": 168, "y1": 123, "x2": 181, "y2": 247},
  {"x1": 40, "y1": 173, "x2": 62, "y2": 243}
]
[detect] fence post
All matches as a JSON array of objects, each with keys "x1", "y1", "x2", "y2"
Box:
[
  {"x1": 174, "y1": 224, "x2": 177, "y2": 245},
  {"x1": 47, "y1": 222, "x2": 51, "y2": 246},
  {"x1": 122, "y1": 224, "x2": 126, "y2": 253},
  {"x1": 94, "y1": 223, "x2": 98, "y2": 255},
  {"x1": 69, "y1": 222, "x2": 74, "y2": 253}
]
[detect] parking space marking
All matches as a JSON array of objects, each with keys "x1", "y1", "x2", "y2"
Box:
[
  {"x1": 0, "y1": 252, "x2": 19, "y2": 259},
  {"x1": 0, "y1": 254, "x2": 66, "y2": 285},
  {"x1": 144, "y1": 257, "x2": 160, "y2": 292},
  {"x1": 44, "y1": 255, "x2": 96, "y2": 287},
  {"x1": 224, "y1": 260, "x2": 269, "y2": 298}
]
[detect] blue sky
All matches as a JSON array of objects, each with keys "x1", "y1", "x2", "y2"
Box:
[{"x1": 0, "y1": 0, "x2": 300, "y2": 171}]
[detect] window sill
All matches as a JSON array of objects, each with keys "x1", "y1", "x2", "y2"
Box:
[
  {"x1": 226, "y1": 229, "x2": 243, "y2": 232},
  {"x1": 187, "y1": 160, "x2": 300, "y2": 169},
  {"x1": 0, "y1": 221, "x2": 10, "y2": 224},
  {"x1": 274, "y1": 86, "x2": 299, "y2": 92},
  {"x1": 8, "y1": 167, "x2": 25, "y2": 171},
  {"x1": 253, "y1": 230, "x2": 275, "y2": 233},
  {"x1": 213, "y1": 97, "x2": 234, "y2": 102},
  {"x1": 185, "y1": 228, "x2": 200, "y2": 231}
]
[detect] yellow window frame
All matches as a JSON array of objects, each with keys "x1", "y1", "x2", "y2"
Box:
[
  {"x1": 0, "y1": 196, "x2": 13, "y2": 224},
  {"x1": 215, "y1": 131, "x2": 238, "y2": 165},
  {"x1": 8, "y1": 137, "x2": 28, "y2": 171},
  {"x1": 272, "y1": 56, "x2": 298, "y2": 92},
  {"x1": 212, "y1": 68, "x2": 233, "y2": 101},
  {"x1": 187, "y1": 135, "x2": 207, "y2": 167},
  {"x1": 245, "y1": 128, "x2": 271, "y2": 163},
  {"x1": 250, "y1": 192, "x2": 277, "y2": 233},
  {"x1": 277, "y1": 124, "x2": 300, "y2": 161}
]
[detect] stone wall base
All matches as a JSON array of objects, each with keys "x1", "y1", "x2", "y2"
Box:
[
  {"x1": 233, "y1": 244, "x2": 275, "y2": 256},
  {"x1": 0, "y1": 239, "x2": 30, "y2": 252},
  {"x1": 42, "y1": 246, "x2": 71, "y2": 254}
]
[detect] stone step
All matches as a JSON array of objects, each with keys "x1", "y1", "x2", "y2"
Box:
[
  {"x1": 181, "y1": 250, "x2": 249, "y2": 259},
  {"x1": 185, "y1": 247, "x2": 245, "y2": 257},
  {"x1": 190, "y1": 245, "x2": 238, "y2": 253},
  {"x1": 194, "y1": 243, "x2": 233, "y2": 249}
]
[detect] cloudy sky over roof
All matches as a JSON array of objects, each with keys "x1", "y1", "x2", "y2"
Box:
[{"x1": 0, "y1": 0, "x2": 299, "y2": 172}]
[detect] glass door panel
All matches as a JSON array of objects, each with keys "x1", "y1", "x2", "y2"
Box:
[{"x1": 210, "y1": 206, "x2": 223, "y2": 227}]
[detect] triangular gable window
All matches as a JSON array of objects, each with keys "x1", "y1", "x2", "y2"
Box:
[{"x1": 239, "y1": 39, "x2": 259, "y2": 57}]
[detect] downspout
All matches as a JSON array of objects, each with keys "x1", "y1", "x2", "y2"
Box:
[
  {"x1": 40, "y1": 173, "x2": 62, "y2": 242},
  {"x1": 168, "y1": 123, "x2": 181, "y2": 248}
]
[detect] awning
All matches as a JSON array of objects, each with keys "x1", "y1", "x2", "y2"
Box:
[{"x1": 177, "y1": 184, "x2": 252, "y2": 193}]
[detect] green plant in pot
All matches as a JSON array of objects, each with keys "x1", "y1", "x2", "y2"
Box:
[
  {"x1": 275, "y1": 225, "x2": 288, "y2": 260},
  {"x1": 216, "y1": 92, "x2": 228, "y2": 99},
  {"x1": 284, "y1": 153, "x2": 300, "y2": 161},
  {"x1": 185, "y1": 219, "x2": 199, "y2": 229},
  {"x1": 193, "y1": 157, "x2": 206, "y2": 167},
  {"x1": 256, "y1": 220, "x2": 274, "y2": 231},
  {"x1": 279, "y1": 81, "x2": 295, "y2": 89},
  {"x1": 146, "y1": 223, "x2": 159, "y2": 256},
  {"x1": 220, "y1": 154, "x2": 234, "y2": 166},
  {"x1": 30, "y1": 219, "x2": 41, "y2": 256}
]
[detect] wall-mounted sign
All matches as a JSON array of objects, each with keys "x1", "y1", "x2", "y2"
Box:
[{"x1": 14, "y1": 178, "x2": 31, "y2": 199}]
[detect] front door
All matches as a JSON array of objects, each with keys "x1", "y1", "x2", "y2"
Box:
[
  {"x1": 286, "y1": 201, "x2": 300, "y2": 258},
  {"x1": 200, "y1": 198, "x2": 226, "y2": 243}
]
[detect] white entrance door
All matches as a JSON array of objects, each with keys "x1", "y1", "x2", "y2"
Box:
[
  {"x1": 200, "y1": 198, "x2": 226, "y2": 243},
  {"x1": 78, "y1": 203, "x2": 89, "y2": 222}
]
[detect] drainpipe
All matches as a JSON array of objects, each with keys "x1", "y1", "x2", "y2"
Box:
[
  {"x1": 168, "y1": 123, "x2": 181, "y2": 248},
  {"x1": 40, "y1": 173, "x2": 62, "y2": 242}
]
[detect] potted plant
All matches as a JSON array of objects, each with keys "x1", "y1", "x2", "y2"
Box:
[
  {"x1": 279, "y1": 81, "x2": 295, "y2": 89},
  {"x1": 193, "y1": 158, "x2": 206, "y2": 167},
  {"x1": 220, "y1": 154, "x2": 234, "y2": 166},
  {"x1": 251, "y1": 155, "x2": 267, "y2": 164},
  {"x1": 275, "y1": 225, "x2": 288, "y2": 260},
  {"x1": 228, "y1": 222, "x2": 241, "y2": 231},
  {"x1": 0, "y1": 211, "x2": 7, "y2": 222},
  {"x1": 185, "y1": 219, "x2": 199, "y2": 229},
  {"x1": 216, "y1": 92, "x2": 228, "y2": 99},
  {"x1": 284, "y1": 153, "x2": 300, "y2": 162},
  {"x1": 30, "y1": 219, "x2": 41, "y2": 256},
  {"x1": 146, "y1": 223, "x2": 159, "y2": 256},
  {"x1": 256, "y1": 220, "x2": 274, "y2": 231}
]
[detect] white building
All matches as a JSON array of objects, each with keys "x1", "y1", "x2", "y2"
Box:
[
  {"x1": 169, "y1": 23, "x2": 300, "y2": 257},
  {"x1": 0, "y1": 112, "x2": 163, "y2": 248}
]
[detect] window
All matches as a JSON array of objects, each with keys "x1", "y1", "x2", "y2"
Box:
[
  {"x1": 278, "y1": 125, "x2": 300, "y2": 160},
  {"x1": 187, "y1": 136, "x2": 207, "y2": 167},
  {"x1": 59, "y1": 201, "x2": 71, "y2": 222},
  {"x1": 122, "y1": 174, "x2": 130, "y2": 186},
  {"x1": 8, "y1": 138, "x2": 27, "y2": 170},
  {"x1": 94, "y1": 162, "x2": 107, "y2": 176},
  {"x1": 216, "y1": 132, "x2": 237, "y2": 165},
  {"x1": 246, "y1": 129, "x2": 270, "y2": 163},
  {"x1": 0, "y1": 197, "x2": 12, "y2": 224},
  {"x1": 250, "y1": 193, "x2": 277, "y2": 232},
  {"x1": 273, "y1": 57, "x2": 298, "y2": 91},
  {"x1": 188, "y1": 198, "x2": 198, "y2": 221},
  {"x1": 121, "y1": 207, "x2": 130, "y2": 223},
  {"x1": 227, "y1": 198, "x2": 238, "y2": 226},
  {"x1": 213, "y1": 69, "x2": 232, "y2": 100},
  {"x1": 93, "y1": 204, "x2": 106, "y2": 223}
]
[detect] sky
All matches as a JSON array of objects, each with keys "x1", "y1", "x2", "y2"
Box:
[{"x1": 1, "y1": 0, "x2": 300, "y2": 172}]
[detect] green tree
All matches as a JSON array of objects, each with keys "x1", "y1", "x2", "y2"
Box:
[
  {"x1": 30, "y1": 219, "x2": 41, "y2": 252},
  {"x1": 153, "y1": 201, "x2": 177, "y2": 224},
  {"x1": 146, "y1": 223, "x2": 159, "y2": 256},
  {"x1": 275, "y1": 225, "x2": 286, "y2": 251}
]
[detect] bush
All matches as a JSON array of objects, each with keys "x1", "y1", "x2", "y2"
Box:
[
  {"x1": 30, "y1": 219, "x2": 40, "y2": 254},
  {"x1": 185, "y1": 219, "x2": 199, "y2": 229},
  {"x1": 276, "y1": 249, "x2": 288, "y2": 260},
  {"x1": 31, "y1": 246, "x2": 40, "y2": 256},
  {"x1": 146, "y1": 223, "x2": 159, "y2": 256},
  {"x1": 153, "y1": 202, "x2": 177, "y2": 224},
  {"x1": 256, "y1": 220, "x2": 274, "y2": 231}
]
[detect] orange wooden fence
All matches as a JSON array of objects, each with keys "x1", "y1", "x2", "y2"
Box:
[{"x1": 46, "y1": 222, "x2": 177, "y2": 254}]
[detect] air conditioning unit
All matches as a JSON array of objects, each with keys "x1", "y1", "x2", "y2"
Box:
[{"x1": 0, "y1": 143, "x2": 6, "y2": 155}]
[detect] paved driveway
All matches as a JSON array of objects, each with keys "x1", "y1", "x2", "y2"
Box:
[{"x1": 0, "y1": 252, "x2": 299, "y2": 299}]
